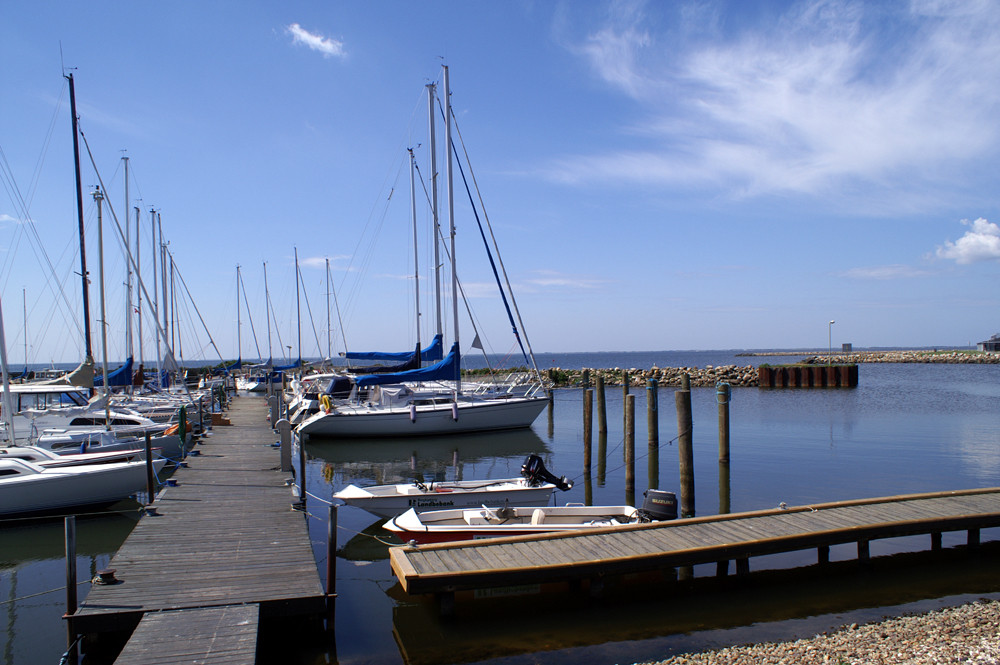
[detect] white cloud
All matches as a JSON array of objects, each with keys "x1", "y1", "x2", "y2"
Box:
[
  {"x1": 936, "y1": 218, "x2": 1000, "y2": 264},
  {"x1": 553, "y1": 1, "x2": 1000, "y2": 204},
  {"x1": 0, "y1": 213, "x2": 18, "y2": 224},
  {"x1": 842, "y1": 264, "x2": 932, "y2": 279},
  {"x1": 286, "y1": 24, "x2": 346, "y2": 59},
  {"x1": 524, "y1": 269, "x2": 606, "y2": 290}
]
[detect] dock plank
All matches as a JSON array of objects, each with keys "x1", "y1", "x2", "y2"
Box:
[{"x1": 113, "y1": 604, "x2": 259, "y2": 665}]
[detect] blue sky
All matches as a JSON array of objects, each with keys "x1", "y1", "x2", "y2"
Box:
[{"x1": 2, "y1": 1, "x2": 1000, "y2": 366}]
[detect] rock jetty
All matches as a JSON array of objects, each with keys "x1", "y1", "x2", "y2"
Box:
[{"x1": 543, "y1": 350, "x2": 999, "y2": 388}]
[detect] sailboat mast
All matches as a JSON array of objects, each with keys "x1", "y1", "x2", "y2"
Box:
[
  {"x1": 294, "y1": 247, "x2": 301, "y2": 369},
  {"x1": 0, "y1": 294, "x2": 16, "y2": 442},
  {"x1": 159, "y1": 213, "x2": 169, "y2": 365},
  {"x1": 263, "y1": 261, "x2": 272, "y2": 362},
  {"x1": 135, "y1": 206, "x2": 143, "y2": 370},
  {"x1": 93, "y1": 186, "x2": 111, "y2": 429},
  {"x1": 236, "y1": 265, "x2": 242, "y2": 363},
  {"x1": 22, "y1": 288, "x2": 27, "y2": 371},
  {"x1": 123, "y1": 155, "x2": 133, "y2": 362},
  {"x1": 409, "y1": 149, "x2": 421, "y2": 355},
  {"x1": 65, "y1": 72, "x2": 94, "y2": 365},
  {"x1": 325, "y1": 258, "x2": 331, "y2": 361},
  {"x1": 443, "y1": 65, "x2": 460, "y2": 394},
  {"x1": 427, "y1": 82, "x2": 442, "y2": 340},
  {"x1": 151, "y1": 207, "x2": 162, "y2": 383}
]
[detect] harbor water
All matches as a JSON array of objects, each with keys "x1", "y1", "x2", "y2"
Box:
[{"x1": 3, "y1": 350, "x2": 1000, "y2": 664}]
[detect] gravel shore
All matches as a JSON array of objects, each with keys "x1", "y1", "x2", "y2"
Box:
[{"x1": 642, "y1": 599, "x2": 1000, "y2": 664}]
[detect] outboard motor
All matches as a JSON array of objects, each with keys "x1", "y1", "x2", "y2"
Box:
[
  {"x1": 521, "y1": 454, "x2": 573, "y2": 491},
  {"x1": 638, "y1": 489, "x2": 678, "y2": 522}
]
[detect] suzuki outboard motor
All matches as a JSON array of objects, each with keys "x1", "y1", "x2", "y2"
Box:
[
  {"x1": 639, "y1": 489, "x2": 678, "y2": 522},
  {"x1": 521, "y1": 454, "x2": 573, "y2": 491}
]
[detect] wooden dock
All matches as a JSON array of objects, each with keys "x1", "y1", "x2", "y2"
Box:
[
  {"x1": 390, "y1": 487, "x2": 1000, "y2": 600},
  {"x1": 69, "y1": 395, "x2": 326, "y2": 659}
]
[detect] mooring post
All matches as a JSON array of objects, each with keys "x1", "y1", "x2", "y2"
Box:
[
  {"x1": 581, "y1": 368, "x2": 590, "y2": 389},
  {"x1": 178, "y1": 406, "x2": 187, "y2": 459},
  {"x1": 546, "y1": 388, "x2": 553, "y2": 422},
  {"x1": 144, "y1": 433, "x2": 155, "y2": 504},
  {"x1": 646, "y1": 379, "x2": 659, "y2": 490},
  {"x1": 583, "y1": 388, "x2": 593, "y2": 475},
  {"x1": 595, "y1": 373, "x2": 607, "y2": 434},
  {"x1": 277, "y1": 419, "x2": 292, "y2": 472},
  {"x1": 622, "y1": 370, "x2": 630, "y2": 437},
  {"x1": 64, "y1": 516, "x2": 78, "y2": 665},
  {"x1": 597, "y1": 431, "x2": 607, "y2": 486},
  {"x1": 327, "y1": 504, "x2": 338, "y2": 598},
  {"x1": 676, "y1": 374, "x2": 695, "y2": 518},
  {"x1": 298, "y1": 432, "x2": 307, "y2": 508},
  {"x1": 625, "y1": 393, "x2": 635, "y2": 506},
  {"x1": 267, "y1": 395, "x2": 278, "y2": 428},
  {"x1": 717, "y1": 382, "x2": 731, "y2": 463}
]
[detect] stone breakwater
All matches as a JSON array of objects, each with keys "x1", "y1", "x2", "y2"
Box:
[
  {"x1": 544, "y1": 351, "x2": 1000, "y2": 388},
  {"x1": 640, "y1": 598, "x2": 1000, "y2": 665}
]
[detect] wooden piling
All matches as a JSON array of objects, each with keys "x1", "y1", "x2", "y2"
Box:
[
  {"x1": 581, "y1": 368, "x2": 590, "y2": 389},
  {"x1": 597, "y1": 431, "x2": 607, "y2": 487},
  {"x1": 622, "y1": 370, "x2": 630, "y2": 436},
  {"x1": 327, "y1": 504, "x2": 338, "y2": 600},
  {"x1": 144, "y1": 433, "x2": 155, "y2": 504},
  {"x1": 646, "y1": 379, "x2": 659, "y2": 490},
  {"x1": 596, "y1": 374, "x2": 607, "y2": 434},
  {"x1": 717, "y1": 382, "x2": 731, "y2": 464},
  {"x1": 583, "y1": 389, "x2": 593, "y2": 475},
  {"x1": 625, "y1": 393, "x2": 635, "y2": 506},
  {"x1": 676, "y1": 376, "x2": 695, "y2": 518},
  {"x1": 64, "y1": 516, "x2": 78, "y2": 665}
]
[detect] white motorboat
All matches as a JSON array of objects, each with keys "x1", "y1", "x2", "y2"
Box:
[
  {"x1": 384, "y1": 489, "x2": 678, "y2": 544},
  {"x1": 0, "y1": 456, "x2": 168, "y2": 516},
  {"x1": 333, "y1": 454, "x2": 572, "y2": 518},
  {"x1": 0, "y1": 445, "x2": 147, "y2": 467}
]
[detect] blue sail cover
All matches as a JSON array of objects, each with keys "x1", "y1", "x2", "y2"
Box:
[
  {"x1": 218, "y1": 358, "x2": 242, "y2": 373},
  {"x1": 346, "y1": 344, "x2": 421, "y2": 375},
  {"x1": 355, "y1": 343, "x2": 459, "y2": 388},
  {"x1": 94, "y1": 357, "x2": 134, "y2": 387},
  {"x1": 345, "y1": 333, "x2": 444, "y2": 362},
  {"x1": 272, "y1": 359, "x2": 301, "y2": 371}
]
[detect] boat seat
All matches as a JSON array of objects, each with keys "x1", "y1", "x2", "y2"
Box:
[{"x1": 530, "y1": 509, "x2": 546, "y2": 525}]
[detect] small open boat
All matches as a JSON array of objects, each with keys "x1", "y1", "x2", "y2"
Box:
[
  {"x1": 384, "y1": 489, "x2": 679, "y2": 544},
  {"x1": 333, "y1": 454, "x2": 572, "y2": 518}
]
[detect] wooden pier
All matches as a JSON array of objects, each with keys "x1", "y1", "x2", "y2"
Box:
[
  {"x1": 390, "y1": 487, "x2": 1000, "y2": 602},
  {"x1": 69, "y1": 395, "x2": 326, "y2": 660}
]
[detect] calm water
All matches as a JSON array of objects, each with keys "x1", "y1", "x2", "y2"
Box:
[{"x1": 3, "y1": 351, "x2": 1000, "y2": 665}]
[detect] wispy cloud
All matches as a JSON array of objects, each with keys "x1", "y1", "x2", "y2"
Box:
[
  {"x1": 286, "y1": 23, "x2": 346, "y2": 59},
  {"x1": 936, "y1": 218, "x2": 1000, "y2": 264},
  {"x1": 842, "y1": 264, "x2": 933, "y2": 279},
  {"x1": 0, "y1": 213, "x2": 19, "y2": 224},
  {"x1": 551, "y1": 1, "x2": 1000, "y2": 206},
  {"x1": 523, "y1": 269, "x2": 607, "y2": 290}
]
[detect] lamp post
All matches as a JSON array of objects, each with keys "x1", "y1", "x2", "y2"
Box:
[{"x1": 828, "y1": 320, "x2": 835, "y2": 365}]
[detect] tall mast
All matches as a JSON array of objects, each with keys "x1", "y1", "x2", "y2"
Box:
[
  {"x1": 151, "y1": 207, "x2": 161, "y2": 383},
  {"x1": 159, "y1": 212, "x2": 169, "y2": 366},
  {"x1": 22, "y1": 288, "x2": 27, "y2": 371},
  {"x1": 443, "y1": 65, "x2": 460, "y2": 393},
  {"x1": 325, "y1": 258, "x2": 331, "y2": 361},
  {"x1": 0, "y1": 294, "x2": 16, "y2": 442},
  {"x1": 427, "y1": 82, "x2": 442, "y2": 340},
  {"x1": 263, "y1": 261, "x2": 272, "y2": 363},
  {"x1": 65, "y1": 73, "x2": 94, "y2": 366},
  {"x1": 123, "y1": 155, "x2": 133, "y2": 362},
  {"x1": 409, "y1": 149, "x2": 421, "y2": 355},
  {"x1": 93, "y1": 186, "x2": 111, "y2": 429},
  {"x1": 294, "y1": 247, "x2": 301, "y2": 368},
  {"x1": 135, "y1": 206, "x2": 143, "y2": 369},
  {"x1": 236, "y1": 265, "x2": 242, "y2": 362}
]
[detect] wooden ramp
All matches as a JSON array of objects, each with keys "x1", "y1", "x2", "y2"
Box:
[
  {"x1": 113, "y1": 605, "x2": 259, "y2": 665},
  {"x1": 390, "y1": 488, "x2": 1000, "y2": 597},
  {"x1": 70, "y1": 396, "x2": 326, "y2": 641}
]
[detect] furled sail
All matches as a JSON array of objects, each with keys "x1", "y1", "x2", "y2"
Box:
[
  {"x1": 94, "y1": 356, "x2": 134, "y2": 387},
  {"x1": 355, "y1": 343, "x2": 459, "y2": 388},
  {"x1": 344, "y1": 333, "x2": 443, "y2": 362}
]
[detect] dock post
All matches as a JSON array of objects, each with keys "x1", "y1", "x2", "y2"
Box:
[
  {"x1": 178, "y1": 406, "x2": 187, "y2": 459},
  {"x1": 625, "y1": 394, "x2": 635, "y2": 506},
  {"x1": 546, "y1": 388, "x2": 553, "y2": 424},
  {"x1": 581, "y1": 368, "x2": 590, "y2": 389},
  {"x1": 267, "y1": 395, "x2": 278, "y2": 428},
  {"x1": 676, "y1": 375, "x2": 695, "y2": 518},
  {"x1": 597, "y1": 431, "x2": 607, "y2": 486},
  {"x1": 298, "y1": 432, "x2": 307, "y2": 509},
  {"x1": 277, "y1": 419, "x2": 292, "y2": 472},
  {"x1": 327, "y1": 504, "x2": 338, "y2": 599},
  {"x1": 596, "y1": 374, "x2": 607, "y2": 434},
  {"x1": 716, "y1": 382, "x2": 730, "y2": 464},
  {"x1": 646, "y1": 379, "x2": 659, "y2": 490},
  {"x1": 583, "y1": 389, "x2": 593, "y2": 475},
  {"x1": 64, "y1": 516, "x2": 78, "y2": 665},
  {"x1": 144, "y1": 433, "x2": 155, "y2": 504},
  {"x1": 622, "y1": 370, "x2": 630, "y2": 437}
]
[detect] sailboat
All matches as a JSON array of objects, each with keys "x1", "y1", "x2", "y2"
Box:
[{"x1": 296, "y1": 66, "x2": 547, "y2": 440}]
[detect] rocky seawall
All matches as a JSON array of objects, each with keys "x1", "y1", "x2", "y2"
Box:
[{"x1": 544, "y1": 350, "x2": 1000, "y2": 388}]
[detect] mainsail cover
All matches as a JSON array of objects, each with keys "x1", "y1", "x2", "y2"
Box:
[
  {"x1": 346, "y1": 344, "x2": 421, "y2": 375},
  {"x1": 355, "y1": 343, "x2": 459, "y2": 387},
  {"x1": 94, "y1": 356, "x2": 134, "y2": 387},
  {"x1": 344, "y1": 333, "x2": 444, "y2": 362}
]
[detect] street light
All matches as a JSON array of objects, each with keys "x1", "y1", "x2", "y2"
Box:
[{"x1": 828, "y1": 320, "x2": 835, "y2": 364}]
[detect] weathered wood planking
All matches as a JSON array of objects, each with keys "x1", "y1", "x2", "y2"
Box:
[
  {"x1": 71, "y1": 397, "x2": 326, "y2": 636},
  {"x1": 390, "y1": 487, "x2": 1000, "y2": 596},
  {"x1": 113, "y1": 604, "x2": 259, "y2": 665}
]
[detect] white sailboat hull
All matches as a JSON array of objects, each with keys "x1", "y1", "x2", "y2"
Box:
[
  {"x1": 334, "y1": 477, "x2": 556, "y2": 517},
  {"x1": 296, "y1": 395, "x2": 546, "y2": 439}
]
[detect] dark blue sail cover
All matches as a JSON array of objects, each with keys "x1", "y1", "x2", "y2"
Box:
[
  {"x1": 346, "y1": 344, "x2": 421, "y2": 375},
  {"x1": 273, "y1": 359, "x2": 301, "y2": 371},
  {"x1": 345, "y1": 333, "x2": 444, "y2": 362},
  {"x1": 355, "y1": 343, "x2": 459, "y2": 388},
  {"x1": 94, "y1": 356, "x2": 134, "y2": 387}
]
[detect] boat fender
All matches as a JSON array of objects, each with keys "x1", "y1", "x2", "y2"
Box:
[
  {"x1": 451, "y1": 402, "x2": 458, "y2": 421},
  {"x1": 80, "y1": 440, "x2": 88, "y2": 454},
  {"x1": 320, "y1": 395, "x2": 332, "y2": 413},
  {"x1": 410, "y1": 404, "x2": 416, "y2": 423}
]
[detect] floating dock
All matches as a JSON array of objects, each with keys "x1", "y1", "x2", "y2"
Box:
[
  {"x1": 69, "y1": 396, "x2": 326, "y2": 660},
  {"x1": 390, "y1": 488, "x2": 1000, "y2": 604}
]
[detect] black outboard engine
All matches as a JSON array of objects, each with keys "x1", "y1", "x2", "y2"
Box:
[
  {"x1": 638, "y1": 489, "x2": 678, "y2": 522},
  {"x1": 520, "y1": 454, "x2": 573, "y2": 491}
]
